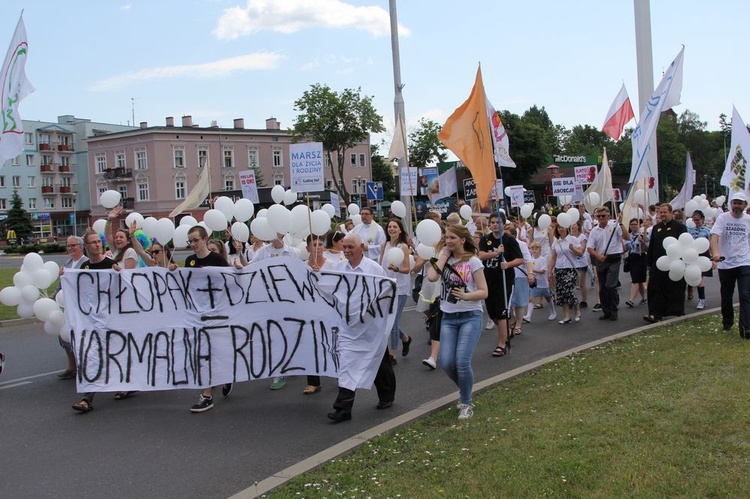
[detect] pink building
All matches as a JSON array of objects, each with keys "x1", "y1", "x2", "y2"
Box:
[{"x1": 86, "y1": 116, "x2": 371, "y2": 220}]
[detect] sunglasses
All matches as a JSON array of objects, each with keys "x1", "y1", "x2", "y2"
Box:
[
  {"x1": 151, "y1": 249, "x2": 162, "y2": 255},
  {"x1": 596, "y1": 214, "x2": 609, "y2": 218}
]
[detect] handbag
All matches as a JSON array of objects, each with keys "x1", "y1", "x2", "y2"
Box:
[
  {"x1": 622, "y1": 255, "x2": 630, "y2": 273},
  {"x1": 411, "y1": 273, "x2": 424, "y2": 303}
]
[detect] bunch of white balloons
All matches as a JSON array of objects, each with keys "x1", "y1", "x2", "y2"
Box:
[
  {"x1": 684, "y1": 194, "x2": 721, "y2": 221},
  {"x1": 196, "y1": 196, "x2": 255, "y2": 248},
  {"x1": 655, "y1": 232, "x2": 712, "y2": 285},
  {"x1": 0, "y1": 252, "x2": 68, "y2": 339}
]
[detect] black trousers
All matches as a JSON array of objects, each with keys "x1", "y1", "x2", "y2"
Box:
[
  {"x1": 333, "y1": 348, "x2": 396, "y2": 413},
  {"x1": 596, "y1": 258, "x2": 620, "y2": 315}
]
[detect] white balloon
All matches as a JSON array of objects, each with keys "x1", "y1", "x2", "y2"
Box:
[
  {"x1": 44, "y1": 320, "x2": 60, "y2": 336},
  {"x1": 289, "y1": 205, "x2": 312, "y2": 235},
  {"x1": 681, "y1": 247, "x2": 699, "y2": 264},
  {"x1": 690, "y1": 239, "x2": 709, "y2": 257},
  {"x1": 520, "y1": 204, "x2": 533, "y2": 219},
  {"x1": 686, "y1": 219, "x2": 696, "y2": 229},
  {"x1": 538, "y1": 214, "x2": 551, "y2": 231},
  {"x1": 271, "y1": 185, "x2": 286, "y2": 204},
  {"x1": 322, "y1": 203, "x2": 336, "y2": 218},
  {"x1": 416, "y1": 243, "x2": 436, "y2": 260},
  {"x1": 684, "y1": 200, "x2": 698, "y2": 217},
  {"x1": 586, "y1": 192, "x2": 600, "y2": 207},
  {"x1": 684, "y1": 263, "x2": 702, "y2": 282},
  {"x1": 416, "y1": 220, "x2": 442, "y2": 247},
  {"x1": 567, "y1": 208, "x2": 580, "y2": 224},
  {"x1": 669, "y1": 258, "x2": 686, "y2": 274},
  {"x1": 699, "y1": 198, "x2": 709, "y2": 209},
  {"x1": 685, "y1": 273, "x2": 703, "y2": 287},
  {"x1": 60, "y1": 325, "x2": 71, "y2": 343},
  {"x1": 559, "y1": 195, "x2": 572, "y2": 205},
  {"x1": 310, "y1": 210, "x2": 332, "y2": 236},
  {"x1": 634, "y1": 189, "x2": 646, "y2": 206},
  {"x1": 156, "y1": 218, "x2": 175, "y2": 244},
  {"x1": 504, "y1": 186, "x2": 512, "y2": 197},
  {"x1": 557, "y1": 212, "x2": 571, "y2": 228},
  {"x1": 347, "y1": 203, "x2": 360, "y2": 216},
  {"x1": 142, "y1": 217, "x2": 159, "y2": 238},
  {"x1": 100, "y1": 190, "x2": 122, "y2": 209},
  {"x1": 715, "y1": 195, "x2": 726, "y2": 206},
  {"x1": 23, "y1": 252, "x2": 44, "y2": 272},
  {"x1": 256, "y1": 208, "x2": 268, "y2": 219},
  {"x1": 662, "y1": 236, "x2": 678, "y2": 250},
  {"x1": 696, "y1": 256, "x2": 712, "y2": 272},
  {"x1": 0, "y1": 286, "x2": 22, "y2": 306},
  {"x1": 125, "y1": 212, "x2": 144, "y2": 229},
  {"x1": 92, "y1": 219, "x2": 107, "y2": 235},
  {"x1": 172, "y1": 224, "x2": 191, "y2": 249},
  {"x1": 43, "y1": 261, "x2": 59, "y2": 277},
  {"x1": 656, "y1": 255, "x2": 673, "y2": 271},
  {"x1": 459, "y1": 204, "x2": 473, "y2": 221},
  {"x1": 250, "y1": 217, "x2": 276, "y2": 241},
  {"x1": 351, "y1": 214, "x2": 362, "y2": 226},
  {"x1": 386, "y1": 247, "x2": 405, "y2": 266},
  {"x1": 16, "y1": 301, "x2": 35, "y2": 319},
  {"x1": 13, "y1": 270, "x2": 34, "y2": 288},
  {"x1": 666, "y1": 243, "x2": 683, "y2": 260},
  {"x1": 180, "y1": 215, "x2": 198, "y2": 227},
  {"x1": 203, "y1": 209, "x2": 228, "y2": 232},
  {"x1": 55, "y1": 289, "x2": 65, "y2": 307},
  {"x1": 21, "y1": 284, "x2": 39, "y2": 303},
  {"x1": 677, "y1": 232, "x2": 693, "y2": 248},
  {"x1": 265, "y1": 204, "x2": 292, "y2": 234},
  {"x1": 214, "y1": 196, "x2": 235, "y2": 222},
  {"x1": 283, "y1": 189, "x2": 298, "y2": 206},
  {"x1": 391, "y1": 200, "x2": 407, "y2": 218},
  {"x1": 33, "y1": 297, "x2": 59, "y2": 322},
  {"x1": 233, "y1": 199, "x2": 255, "y2": 222},
  {"x1": 231, "y1": 222, "x2": 250, "y2": 243},
  {"x1": 33, "y1": 269, "x2": 56, "y2": 290}
]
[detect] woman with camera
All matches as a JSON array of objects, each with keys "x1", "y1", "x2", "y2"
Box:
[{"x1": 426, "y1": 224, "x2": 488, "y2": 421}]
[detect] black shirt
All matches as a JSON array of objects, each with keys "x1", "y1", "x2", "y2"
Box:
[
  {"x1": 81, "y1": 257, "x2": 116, "y2": 270},
  {"x1": 479, "y1": 232, "x2": 522, "y2": 283},
  {"x1": 185, "y1": 252, "x2": 230, "y2": 268}
]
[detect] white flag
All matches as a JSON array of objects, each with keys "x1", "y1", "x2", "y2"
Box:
[
  {"x1": 629, "y1": 46, "x2": 685, "y2": 187},
  {"x1": 720, "y1": 107, "x2": 750, "y2": 194},
  {"x1": 388, "y1": 114, "x2": 408, "y2": 161},
  {"x1": 169, "y1": 162, "x2": 210, "y2": 217},
  {"x1": 583, "y1": 148, "x2": 613, "y2": 212},
  {"x1": 486, "y1": 98, "x2": 516, "y2": 168},
  {"x1": 669, "y1": 153, "x2": 695, "y2": 211},
  {"x1": 0, "y1": 14, "x2": 34, "y2": 167},
  {"x1": 429, "y1": 166, "x2": 458, "y2": 203}
]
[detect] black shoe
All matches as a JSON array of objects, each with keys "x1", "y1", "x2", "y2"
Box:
[
  {"x1": 599, "y1": 313, "x2": 611, "y2": 320},
  {"x1": 390, "y1": 356, "x2": 397, "y2": 366},
  {"x1": 609, "y1": 314, "x2": 618, "y2": 321},
  {"x1": 579, "y1": 301, "x2": 587, "y2": 309},
  {"x1": 401, "y1": 336, "x2": 412, "y2": 357},
  {"x1": 327, "y1": 410, "x2": 352, "y2": 423},
  {"x1": 723, "y1": 324, "x2": 732, "y2": 331},
  {"x1": 222, "y1": 383, "x2": 233, "y2": 398},
  {"x1": 376, "y1": 400, "x2": 394, "y2": 410}
]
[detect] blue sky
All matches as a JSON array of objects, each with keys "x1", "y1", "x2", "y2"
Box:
[{"x1": 3, "y1": 0, "x2": 747, "y2": 153}]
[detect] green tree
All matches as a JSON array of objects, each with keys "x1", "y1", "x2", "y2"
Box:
[
  {"x1": 251, "y1": 165, "x2": 266, "y2": 188},
  {"x1": 498, "y1": 106, "x2": 562, "y2": 186},
  {"x1": 407, "y1": 118, "x2": 447, "y2": 167},
  {"x1": 370, "y1": 145, "x2": 395, "y2": 194},
  {"x1": 5, "y1": 190, "x2": 34, "y2": 238},
  {"x1": 562, "y1": 125, "x2": 614, "y2": 156},
  {"x1": 291, "y1": 84, "x2": 384, "y2": 201}
]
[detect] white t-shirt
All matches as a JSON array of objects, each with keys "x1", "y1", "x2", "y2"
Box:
[
  {"x1": 380, "y1": 241, "x2": 410, "y2": 295},
  {"x1": 531, "y1": 255, "x2": 549, "y2": 288},
  {"x1": 552, "y1": 236, "x2": 578, "y2": 269},
  {"x1": 250, "y1": 243, "x2": 295, "y2": 262},
  {"x1": 323, "y1": 249, "x2": 346, "y2": 264},
  {"x1": 514, "y1": 240, "x2": 532, "y2": 278},
  {"x1": 710, "y1": 211, "x2": 750, "y2": 269},
  {"x1": 439, "y1": 255, "x2": 484, "y2": 314},
  {"x1": 572, "y1": 233, "x2": 588, "y2": 267}
]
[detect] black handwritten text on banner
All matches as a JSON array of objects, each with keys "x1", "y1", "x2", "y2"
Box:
[{"x1": 61, "y1": 258, "x2": 397, "y2": 392}]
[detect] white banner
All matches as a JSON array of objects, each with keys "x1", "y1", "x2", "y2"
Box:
[
  {"x1": 552, "y1": 177, "x2": 576, "y2": 196},
  {"x1": 400, "y1": 166, "x2": 418, "y2": 196},
  {"x1": 508, "y1": 185, "x2": 525, "y2": 208},
  {"x1": 289, "y1": 142, "x2": 324, "y2": 192},
  {"x1": 574, "y1": 165, "x2": 597, "y2": 185},
  {"x1": 329, "y1": 191, "x2": 341, "y2": 218},
  {"x1": 61, "y1": 258, "x2": 396, "y2": 392},
  {"x1": 238, "y1": 169, "x2": 259, "y2": 204}
]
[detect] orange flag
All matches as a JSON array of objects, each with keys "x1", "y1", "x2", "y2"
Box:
[{"x1": 438, "y1": 66, "x2": 496, "y2": 204}]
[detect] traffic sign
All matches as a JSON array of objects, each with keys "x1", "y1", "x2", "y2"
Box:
[{"x1": 366, "y1": 181, "x2": 383, "y2": 200}]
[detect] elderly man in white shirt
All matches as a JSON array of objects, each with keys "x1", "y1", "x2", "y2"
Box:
[{"x1": 350, "y1": 206, "x2": 386, "y2": 261}]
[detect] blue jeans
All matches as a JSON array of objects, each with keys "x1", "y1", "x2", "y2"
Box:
[
  {"x1": 389, "y1": 294, "x2": 408, "y2": 350},
  {"x1": 438, "y1": 309, "x2": 483, "y2": 405}
]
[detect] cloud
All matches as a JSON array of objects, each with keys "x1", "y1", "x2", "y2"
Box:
[
  {"x1": 88, "y1": 52, "x2": 283, "y2": 91},
  {"x1": 120, "y1": 4, "x2": 132, "y2": 10},
  {"x1": 213, "y1": 0, "x2": 410, "y2": 40}
]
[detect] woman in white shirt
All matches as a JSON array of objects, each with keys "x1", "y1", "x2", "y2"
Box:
[
  {"x1": 548, "y1": 224, "x2": 583, "y2": 324},
  {"x1": 379, "y1": 219, "x2": 413, "y2": 363}
]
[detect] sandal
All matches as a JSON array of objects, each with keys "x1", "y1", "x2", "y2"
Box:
[
  {"x1": 303, "y1": 385, "x2": 322, "y2": 395},
  {"x1": 57, "y1": 370, "x2": 76, "y2": 380},
  {"x1": 513, "y1": 327, "x2": 522, "y2": 336},
  {"x1": 114, "y1": 391, "x2": 137, "y2": 400},
  {"x1": 559, "y1": 319, "x2": 573, "y2": 324},
  {"x1": 534, "y1": 304, "x2": 543, "y2": 309},
  {"x1": 72, "y1": 400, "x2": 93, "y2": 412},
  {"x1": 643, "y1": 315, "x2": 661, "y2": 324},
  {"x1": 492, "y1": 345, "x2": 507, "y2": 357}
]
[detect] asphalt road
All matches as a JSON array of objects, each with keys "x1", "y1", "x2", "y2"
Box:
[{"x1": 0, "y1": 268, "x2": 724, "y2": 498}]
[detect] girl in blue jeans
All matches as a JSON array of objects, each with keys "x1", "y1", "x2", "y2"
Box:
[{"x1": 426, "y1": 224, "x2": 488, "y2": 420}]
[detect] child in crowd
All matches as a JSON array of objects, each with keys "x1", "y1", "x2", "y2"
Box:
[{"x1": 523, "y1": 242, "x2": 556, "y2": 322}]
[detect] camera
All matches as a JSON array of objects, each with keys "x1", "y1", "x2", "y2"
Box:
[{"x1": 446, "y1": 282, "x2": 467, "y2": 303}]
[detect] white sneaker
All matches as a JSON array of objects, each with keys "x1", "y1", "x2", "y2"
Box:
[
  {"x1": 696, "y1": 299, "x2": 705, "y2": 310},
  {"x1": 457, "y1": 403, "x2": 474, "y2": 420},
  {"x1": 422, "y1": 357, "x2": 436, "y2": 370},
  {"x1": 548, "y1": 312, "x2": 557, "y2": 321},
  {"x1": 485, "y1": 319, "x2": 494, "y2": 330}
]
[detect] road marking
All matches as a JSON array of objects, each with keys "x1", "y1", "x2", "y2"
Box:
[
  {"x1": 0, "y1": 381, "x2": 32, "y2": 390},
  {"x1": 0, "y1": 369, "x2": 60, "y2": 387}
]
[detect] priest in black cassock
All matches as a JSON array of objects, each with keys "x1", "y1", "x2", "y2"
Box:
[{"x1": 644, "y1": 203, "x2": 687, "y2": 322}]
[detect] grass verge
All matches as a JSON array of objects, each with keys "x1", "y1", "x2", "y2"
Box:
[
  {"x1": 266, "y1": 314, "x2": 750, "y2": 498},
  {"x1": 0, "y1": 267, "x2": 57, "y2": 321}
]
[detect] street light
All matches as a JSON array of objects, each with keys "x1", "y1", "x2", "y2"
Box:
[{"x1": 72, "y1": 190, "x2": 77, "y2": 236}]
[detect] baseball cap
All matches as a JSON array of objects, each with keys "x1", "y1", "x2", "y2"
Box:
[{"x1": 730, "y1": 191, "x2": 748, "y2": 203}]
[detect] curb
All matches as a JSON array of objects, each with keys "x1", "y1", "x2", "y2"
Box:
[
  {"x1": 230, "y1": 306, "x2": 722, "y2": 499},
  {"x1": 0, "y1": 318, "x2": 41, "y2": 328}
]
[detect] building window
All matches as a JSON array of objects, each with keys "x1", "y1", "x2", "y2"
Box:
[
  {"x1": 60, "y1": 176, "x2": 71, "y2": 188},
  {"x1": 97, "y1": 185, "x2": 107, "y2": 198},
  {"x1": 117, "y1": 185, "x2": 128, "y2": 198},
  {"x1": 359, "y1": 153, "x2": 366, "y2": 168},
  {"x1": 41, "y1": 154, "x2": 52, "y2": 165},
  {"x1": 223, "y1": 147, "x2": 234, "y2": 168},
  {"x1": 96, "y1": 154, "x2": 107, "y2": 173},
  {"x1": 24, "y1": 132, "x2": 33, "y2": 145},
  {"x1": 350, "y1": 154, "x2": 357, "y2": 168},
  {"x1": 224, "y1": 173, "x2": 235, "y2": 191},
  {"x1": 60, "y1": 156, "x2": 70, "y2": 167},
  {"x1": 173, "y1": 147, "x2": 185, "y2": 168},
  {"x1": 274, "y1": 178, "x2": 283, "y2": 186},
  {"x1": 61, "y1": 197, "x2": 74, "y2": 208},
  {"x1": 42, "y1": 177, "x2": 53, "y2": 188},
  {"x1": 0, "y1": 198, "x2": 6, "y2": 210},
  {"x1": 11, "y1": 156, "x2": 19, "y2": 166},
  {"x1": 198, "y1": 147, "x2": 208, "y2": 169},
  {"x1": 27, "y1": 176, "x2": 35, "y2": 188},
  {"x1": 12, "y1": 176, "x2": 20, "y2": 188},
  {"x1": 325, "y1": 179, "x2": 333, "y2": 190},
  {"x1": 175, "y1": 173, "x2": 186, "y2": 200},
  {"x1": 28, "y1": 198, "x2": 36, "y2": 209},
  {"x1": 135, "y1": 149, "x2": 147, "y2": 170},
  {"x1": 44, "y1": 198, "x2": 55, "y2": 209},
  {"x1": 115, "y1": 150, "x2": 126, "y2": 168},
  {"x1": 351, "y1": 179, "x2": 359, "y2": 194},
  {"x1": 273, "y1": 149, "x2": 282, "y2": 168},
  {"x1": 0, "y1": 176, "x2": 4, "y2": 188},
  {"x1": 248, "y1": 148, "x2": 258, "y2": 169},
  {"x1": 25, "y1": 154, "x2": 34, "y2": 166},
  {"x1": 137, "y1": 181, "x2": 149, "y2": 201}
]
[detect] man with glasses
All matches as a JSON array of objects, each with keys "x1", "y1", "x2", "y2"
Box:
[
  {"x1": 644, "y1": 203, "x2": 687, "y2": 323},
  {"x1": 710, "y1": 191, "x2": 750, "y2": 336},
  {"x1": 55, "y1": 236, "x2": 88, "y2": 379},
  {"x1": 587, "y1": 207, "x2": 624, "y2": 321},
  {"x1": 350, "y1": 207, "x2": 385, "y2": 261}
]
